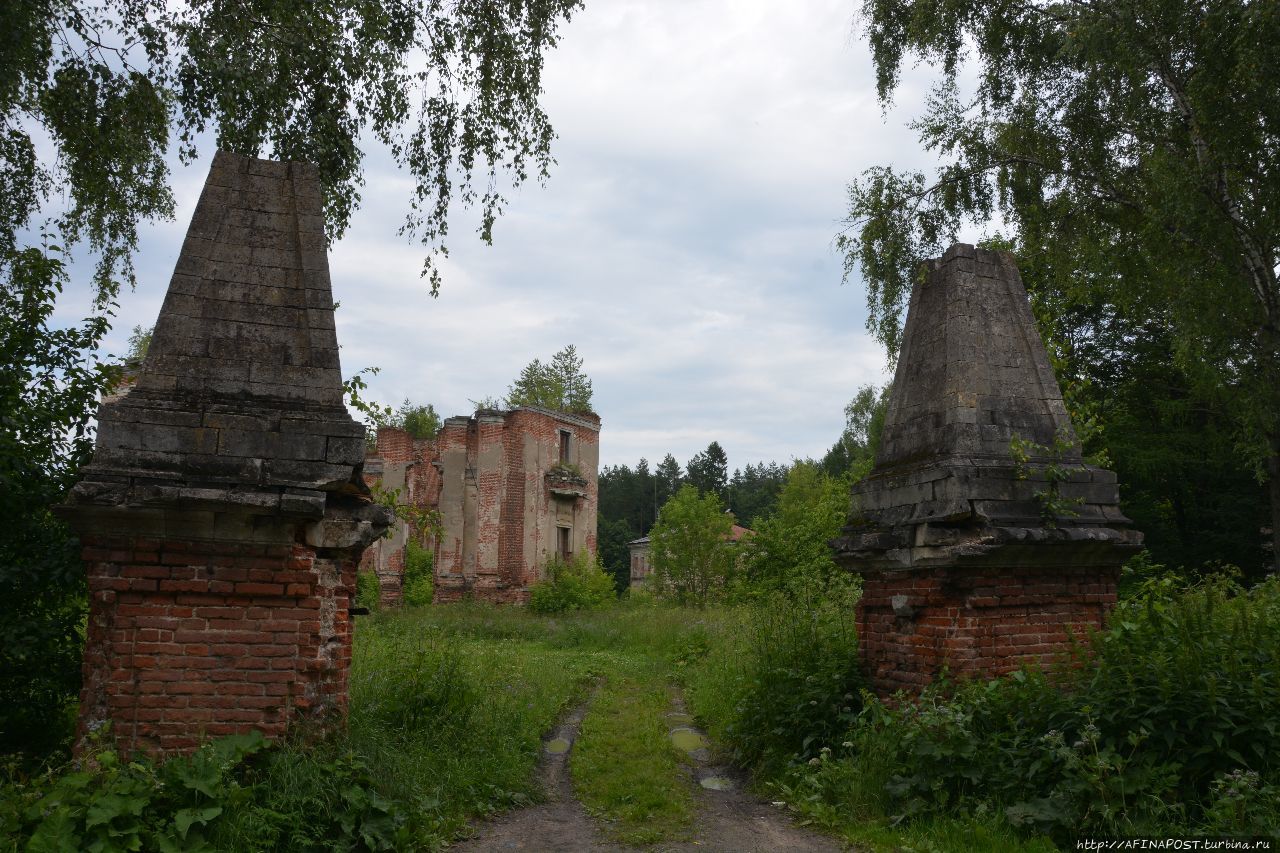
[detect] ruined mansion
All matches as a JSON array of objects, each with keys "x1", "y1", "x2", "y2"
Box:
[{"x1": 361, "y1": 407, "x2": 601, "y2": 606}]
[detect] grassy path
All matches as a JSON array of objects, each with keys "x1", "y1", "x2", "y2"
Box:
[
  {"x1": 350, "y1": 603, "x2": 1054, "y2": 851},
  {"x1": 571, "y1": 669, "x2": 694, "y2": 844},
  {"x1": 451, "y1": 690, "x2": 630, "y2": 852}
]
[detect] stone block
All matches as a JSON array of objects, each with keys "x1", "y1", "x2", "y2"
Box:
[{"x1": 281, "y1": 489, "x2": 327, "y2": 517}]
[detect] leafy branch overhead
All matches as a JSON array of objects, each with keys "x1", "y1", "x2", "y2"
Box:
[
  {"x1": 5, "y1": 0, "x2": 583, "y2": 309},
  {"x1": 842, "y1": 0, "x2": 1280, "y2": 571}
]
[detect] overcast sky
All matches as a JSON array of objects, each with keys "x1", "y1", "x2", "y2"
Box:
[{"x1": 82, "y1": 0, "x2": 948, "y2": 473}]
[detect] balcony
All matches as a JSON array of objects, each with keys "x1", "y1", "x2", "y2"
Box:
[{"x1": 546, "y1": 464, "x2": 587, "y2": 499}]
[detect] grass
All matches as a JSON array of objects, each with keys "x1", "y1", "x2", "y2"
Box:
[
  {"x1": 402, "y1": 600, "x2": 707, "y2": 845},
  {"x1": 29, "y1": 593, "x2": 1232, "y2": 850},
  {"x1": 404, "y1": 596, "x2": 1054, "y2": 850},
  {"x1": 572, "y1": 669, "x2": 694, "y2": 844},
  {"x1": 302, "y1": 600, "x2": 712, "y2": 848},
  {"x1": 343, "y1": 608, "x2": 614, "y2": 843},
  {"x1": 836, "y1": 815, "x2": 1060, "y2": 852}
]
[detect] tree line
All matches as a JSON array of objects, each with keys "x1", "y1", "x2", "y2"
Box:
[{"x1": 597, "y1": 388, "x2": 887, "y2": 591}]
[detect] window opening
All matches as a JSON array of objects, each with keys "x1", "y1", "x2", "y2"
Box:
[{"x1": 558, "y1": 526, "x2": 571, "y2": 562}]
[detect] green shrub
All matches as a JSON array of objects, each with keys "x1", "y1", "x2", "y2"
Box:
[
  {"x1": 0, "y1": 511, "x2": 86, "y2": 766},
  {"x1": 734, "y1": 462, "x2": 853, "y2": 602},
  {"x1": 387, "y1": 400, "x2": 441, "y2": 440},
  {"x1": 0, "y1": 731, "x2": 408, "y2": 852},
  {"x1": 528, "y1": 552, "x2": 616, "y2": 614},
  {"x1": 207, "y1": 742, "x2": 408, "y2": 851},
  {"x1": 787, "y1": 575, "x2": 1280, "y2": 842},
  {"x1": 647, "y1": 485, "x2": 733, "y2": 606},
  {"x1": 1073, "y1": 574, "x2": 1280, "y2": 816},
  {"x1": 403, "y1": 541, "x2": 434, "y2": 607},
  {"x1": 686, "y1": 584, "x2": 863, "y2": 774}
]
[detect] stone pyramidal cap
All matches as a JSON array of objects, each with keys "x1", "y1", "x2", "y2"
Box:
[
  {"x1": 137, "y1": 150, "x2": 340, "y2": 404},
  {"x1": 841, "y1": 243, "x2": 1140, "y2": 542},
  {"x1": 876, "y1": 243, "x2": 1077, "y2": 469},
  {"x1": 75, "y1": 150, "x2": 369, "y2": 509}
]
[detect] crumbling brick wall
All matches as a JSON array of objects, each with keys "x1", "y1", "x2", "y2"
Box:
[
  {"x1": 856, "y1": 563, "x2": 1118, "y2": 695},
  {"x1": 358, "y1": 427, "x2": 442, "y2": 607},
  {"x1": 78, "y1": 538, "x2": 360, "y2": 752},
  {"x1": 435, "y1": 407, "x2": 600, "y2": 604}
]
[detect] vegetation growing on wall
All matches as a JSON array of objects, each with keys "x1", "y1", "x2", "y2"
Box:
[{"x1": 505, "y1": 344, "x2": 594, "y2": 413}]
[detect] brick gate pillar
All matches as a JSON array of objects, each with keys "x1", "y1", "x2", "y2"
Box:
[
  {"x1": 59, "y1": 151, "x2": 391, "y2": 754},
  {"x1": 834, "y1": 245, "x2": 1142, "y2": 696}
]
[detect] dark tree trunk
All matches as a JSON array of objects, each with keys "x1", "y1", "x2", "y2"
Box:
[{"x1": 1270, "y1": 448, "x2": 1280, "y2": 576}]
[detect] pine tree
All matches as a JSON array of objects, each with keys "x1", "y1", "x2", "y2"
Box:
[
  {"x1": 504, "y1": 345, "x2": 593, "y2": 413},
  {"x1": 686, "y1": 441, "x2": 729, "y2": 503}
]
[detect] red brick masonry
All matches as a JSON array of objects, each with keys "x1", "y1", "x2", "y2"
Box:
[
  {"x1": 78, "y1": 534, "x2": 359, "y2": 754},
  {"x1": 857, "y1": 564, "x2": 1118, "y2": 695}
]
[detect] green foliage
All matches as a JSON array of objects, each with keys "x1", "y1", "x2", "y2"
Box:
[
  {"x1": 782, "y1": 576, "x2": 1280, "y2": 843},
  {"x1": 0, "y1": 245, "x2": 108, "y2": 762},
  {"x1": 343, "y1": 366, "x2": 393, "y2": 449},
  {"x1": 3, "y1": 732, "x2": 262, "y2": 852},
  {"x1": 505, "y1": 344, "x2": 593, "y2": 413},
  {"x1": 402, "y1": 540, "x2": 434, "y2": 607},
  {"x1": 598, "y1": 452, "x2": 787, "y2": 591},
  {"x1": 685, "y1": 441, "x2": 729, "y2": 501},
  {"x1": 1065, "y1": 325, "x2": 1271, "y2": 578},
  {"x1": 654, "y1": 455, "x2": 683, "y2": 509},
  {"x1": 648, "y1": 485, "x2": 733, "y2": 606},
  {"x1": 124, "y1": 325, "x2": 151, "y2": 363},
  {"x1": 1080, "y1": 575, "x2": 1280, "y2": 809},
  {"x1": 355, "y1": 570, "x2": 381, "y2": 613},
  {"x1": 5, "y1": 0, "x2": 584, "y2": 297},
  {"x1": 595, "y1": 516, "x2": 636, "y2": 594},
  {"x1": 1009, "y1": 428, "x2": 1086, "y2": 528},
  {"x1": 841, "y1": 0, "x2": 1280, "y2": 569},
  {"x1": 597, "y1": 457, "x2": 662, "y2": 546},
  {"x1": 369, "y1": 481, "x2": 440, "y2": 545},
  {"x1": 821, "y1": 384, "x2": 888, "y2": 479},
  {"x1": 528, "y1": 552, "x2": 616, "y2": 614},
  {"x1": 210, "y1": 745, "x2": 408, "y2": 852},
  {"x1": 727, "y1": 461, "x2": 789, "y2": 529},
  {"x1": 737, "y1": 462, "x2": 857, "y2": 601},
  {"x1": 1, "y1": 731, "x2": 410, "y2": 852},
  {"x1": 387, "y1": 400, "x2": 441, "y2": 441},
  {"x1": 547, "y1": 460, "x2": 583, "y2": 479},
  {"x1": 684, "y1": 586, "x2": 864, "y2": 775}
]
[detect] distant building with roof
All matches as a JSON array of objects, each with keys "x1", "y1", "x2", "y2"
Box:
[{"x1": 628, "y1": 518, "x2": 753, "y2": 590}]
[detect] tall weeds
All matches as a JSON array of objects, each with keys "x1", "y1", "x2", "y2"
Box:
[
  {"x1": 774, "y1": 575, "x2": 1280, "y2": 844},
  {"x1": 685, "y1": 583, "x2": 863, "y2": 774}
]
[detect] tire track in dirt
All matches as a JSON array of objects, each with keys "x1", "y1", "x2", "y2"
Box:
[
  {"x1": 656, "y1": 691, "x2": 846, "y2": 853},
  {"x1": 449, "y1": 692, "x2": 627, "y2": 852},
  {"x1": 451, "y1": 689, "x2": 850, "y2": 852}
]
